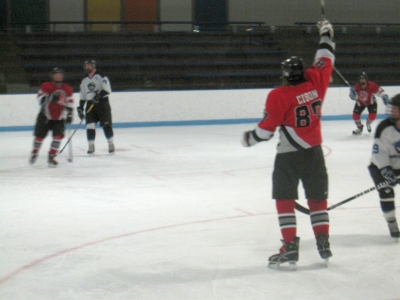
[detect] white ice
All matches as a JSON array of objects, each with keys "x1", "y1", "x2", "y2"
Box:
[{"x1": 0, "y1": 120, "x2": 399, "y2": 300}]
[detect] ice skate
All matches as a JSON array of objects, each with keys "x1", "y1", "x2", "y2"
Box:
[
  {"x1": 48, "y1": 153, "x2": 58, "y2": 167},
  {"x1": 268, "y1": 237, "x2": 299, "y2": 271},
  {"x1": 388, "y1": 220, "x2": 400, "y2": 241},
  {"x1": 366, "y1": 122, "x2": 372, "y2": 133},
  {"x1": 87, "y1": 144, "x2": 95, "y2": 155},
  {"x1": 108, "y1": 142, "x2": 115, "y2": 154},
  {"x1": 29, "y1": 152, "x2": 38, "y2": 165},
  {"x1": 316, "y1": 234, "x2": 332, "y2": 264},
  {"x1": 352, "y1": 125, "x2": 363, "y2": 135}
]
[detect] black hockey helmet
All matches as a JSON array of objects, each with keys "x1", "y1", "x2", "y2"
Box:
[
  {"x1": 50, "y1": 67, "x2": 64, "y2": 83},
  {"x1": 51, "y1": 67, "x2": 64, "y2": 76},
  {"x1": 388, "y1": 94, "x2": 400, "y2": 121},
  {"x1": 358, "y1": 71, "x2": 368, "y2": 82},
  {"x1": 83, "y1": 59, "x2": 96, "y2": 70},
  {"x1": 390, "y1": 94, "x2": 400, "y2": 109},
  {"x1": 281, "y1": 56, "x2": 305, "y2": 85}
]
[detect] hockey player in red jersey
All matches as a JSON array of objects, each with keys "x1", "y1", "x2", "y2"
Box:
[
  {"x1": 241, "y1": 20, "x2": 335, "y2": 269},
  {"x1": 350, "y1": 72, "x2": 388, "y2": 135},
  {"x1": 29, "y1": 68, "x2": 74, "y2": 167}
]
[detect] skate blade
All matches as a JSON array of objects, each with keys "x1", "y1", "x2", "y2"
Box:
[
  {"x1": 268, "y1": 261, "x2": 297, "y2": 271},
  {"x1": 323, "y1": 258, "x2": 330, "y2": 267}
]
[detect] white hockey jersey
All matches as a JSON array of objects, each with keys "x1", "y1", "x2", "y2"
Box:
[
  {"x1": 79, "y1": 72, "x2": 112, "y2": 101},
  {"x1": 371, "y1": 118, "x2": 400, "y2": 170}
]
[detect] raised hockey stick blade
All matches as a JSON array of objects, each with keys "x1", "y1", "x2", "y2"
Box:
[
  {"x1": 320, "y1": 0, "x2": 326, "y2": 20},
  {"x1": 59, "y1": 104, "x2": 94, "y2": 154},
  {"x1": 295, "y1": 186, "x2": 377, "y2": 215},
  {"x1": 319, "y1": 0, "x2": 352, "y2": 87}
]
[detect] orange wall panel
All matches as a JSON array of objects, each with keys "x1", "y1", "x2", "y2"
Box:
[{"x1": 124, "y1": 0, "x2": 157, "y2": 31}]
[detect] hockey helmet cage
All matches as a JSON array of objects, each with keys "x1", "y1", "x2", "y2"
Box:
[{"x1": 281, "y1": 56, "x2": 305, "y2": 84}]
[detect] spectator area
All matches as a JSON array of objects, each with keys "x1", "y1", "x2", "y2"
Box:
[{"x1": 2, "y1": 25, "x2": 400, "y2": 92}]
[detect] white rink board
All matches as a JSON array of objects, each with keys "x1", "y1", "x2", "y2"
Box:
[{"x1": 1, "y1": 86, "x2": 399, "y2": 128}]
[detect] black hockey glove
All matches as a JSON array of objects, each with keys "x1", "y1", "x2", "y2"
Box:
[
  {"x1": 77, "y1": 106, "x2": 84, "y2": 120},
  {"x1": 382, "y1": 94, "x2": 389, "y2": 106},
  {"x1": 92, "y1": 93, "x2": 101, "y2": 104},
  {"x1": 380, "y1": 166, "x2": 397, "y2": 186},
  {"x1": 51, "y1": 93, "x2": 60, "y2": 103},
  {"x1": 241, "y1": 130, "x2": 272, "y2": 147},
  {"x1": 40, "y1": 96, "x2": 47, "y2": 106},
  {"x1": 65, "y1": 112, "x2": 73, "y2": 124}
]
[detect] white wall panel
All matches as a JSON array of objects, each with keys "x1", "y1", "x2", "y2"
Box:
[
  {"x1": 160, "y1": 0, "x2": 192, "y2": 31},
  {"x1": 1, "y1": 87, "x2": 396, "y2": 129},
  {"x1": 49, "y1": 0, "x2": 85, "y2": 32},
  {"x1": 229, "y1": 0, "x2": 400, "y2": 26}
]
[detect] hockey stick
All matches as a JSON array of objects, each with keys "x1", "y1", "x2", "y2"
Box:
[
  {"x1": 294, "y1": 177, "x2": 399, "y2": 215},
  {"x1": 320, "y1": 0, "x2": 326, "y2": 20},
  {"x1": 295, "y1": 186, "x2": 377, "y2": 215},
  {"x1": 319, "y1": 0, "x2": 352, "y2": 88},
  {"x1": 59, "y1": 103, "x2": 94, "y2": 154},
  {"x1": 66, "y1": 125, "x2": 73, "y2": 162}
]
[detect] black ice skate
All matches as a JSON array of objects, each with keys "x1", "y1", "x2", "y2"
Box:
[
  {"x1": 87, "y1": 144, "x2": 95, "y2": 155},
  {"x1": 268, "y1": 237, "x2": 299, "y2": 270},
  {"x1": 316, "y1": 234, "x2": 332, "y2": 262},
  {"x1": 388, "y1": 220, "x2": 400, "y2": 239},
  {"x1": 352, "y1": 125, "x2": 363, "y2": 135},
  {"x1": 48, "y1": 153, "x2": 58, "y2": 167},
  {"x1": 29, "y1": 152, "x2": 38, "y2": 165},
  {"x1": 108, "y1": 142, "x2": 115, "y2": 154}
]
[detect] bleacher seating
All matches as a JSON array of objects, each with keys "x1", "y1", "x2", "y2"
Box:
[
  {"x1": 4, "y1": 25, "x2": 400, "y2": 92},
  {"x1": 12, "y1": 31, "x2": 287, "y2": 91},
  {"x1": 296, "y1": 24, "x2": 400, "y2": 86}
]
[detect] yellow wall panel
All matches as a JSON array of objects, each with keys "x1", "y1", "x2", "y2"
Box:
[{"x1": 87, "y1": 0, "x2": 121, "y2": 31}]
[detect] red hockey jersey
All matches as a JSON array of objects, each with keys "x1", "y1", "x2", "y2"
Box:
[
  {"x1": 37, "y1": 82, "x2": 74, "y2": 120},
  {"x1": 256, "y1": 49, "x2": 334, "y2": 153},
  {"x1": 353, "y1": 81, "x2": 385, "y2": 107}
]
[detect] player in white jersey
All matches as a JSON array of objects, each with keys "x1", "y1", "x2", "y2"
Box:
[
  {"x1": 77, "y1": 59, "x2": 115, "y2": 155},
  {"x1": 368, "y1": 94, "x2": 400, "y2": 239}
]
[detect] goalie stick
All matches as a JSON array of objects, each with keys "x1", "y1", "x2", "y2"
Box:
[
  {"x1": 59, "y1": 103, "x2": 94, "y2": 155},
  {"x1": 319, "y1": 0, "x2": 352, "y2": 88}
]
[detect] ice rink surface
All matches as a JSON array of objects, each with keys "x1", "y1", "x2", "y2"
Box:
[{"x1": 1, "y1": 120, "x2": 399, "y2": 300}]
